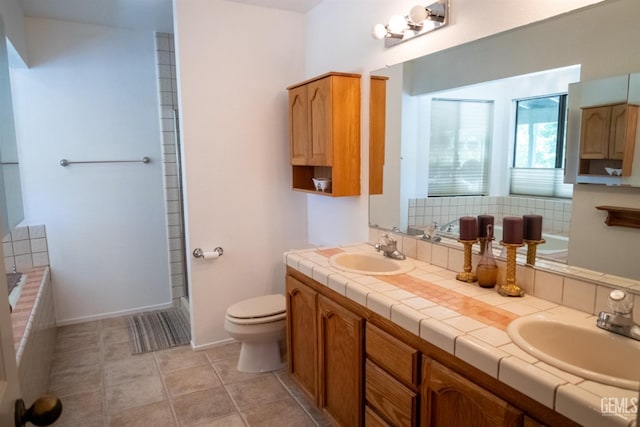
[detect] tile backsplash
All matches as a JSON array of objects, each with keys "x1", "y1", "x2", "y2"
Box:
[
  {"x1": 408, "y1": 196, "x2": 572, "y2": 235},
  {"x1": 3, "y1": 225, "x2": 50, "y2": 272}
]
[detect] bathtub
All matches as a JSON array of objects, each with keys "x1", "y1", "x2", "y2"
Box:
[
  {"x1": 8, "y1": 272, "x2": 26, "y2": 312},
  {"x1": 492, "y1": 226, "x2": 569, "y2": 255},
  {"x1": 9, "y1": 267, "x2": 56, "y2": 406}
]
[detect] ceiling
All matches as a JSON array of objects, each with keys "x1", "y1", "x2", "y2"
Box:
[{"x1": 20, "y1": 0, "x2": 322, "y2": 32}]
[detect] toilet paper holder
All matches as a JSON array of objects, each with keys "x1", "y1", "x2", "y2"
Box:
[{"x1": 193, "y1": 247, "x2": 224, "y2": 259}]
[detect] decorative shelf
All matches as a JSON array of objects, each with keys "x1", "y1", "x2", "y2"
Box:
[{"x1": 596, "y1": 205, "x2": 640, "y2": 229}]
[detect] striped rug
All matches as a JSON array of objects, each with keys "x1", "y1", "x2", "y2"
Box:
[{"x1": 127, "y1": 309, "x2": 191, "y2": 354}]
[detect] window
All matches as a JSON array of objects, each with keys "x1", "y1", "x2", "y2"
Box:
[
  {"x1": 510, "y1": 94, "x2": 573, "y2": 198},
  {"x1": 428, "y1": 99, "x2": 494, "y2": 196}
]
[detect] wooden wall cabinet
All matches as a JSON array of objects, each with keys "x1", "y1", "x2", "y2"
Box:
[
  {"x1": 287, "y1": 72, "x2": 361, "y2": 197},
  {"x1": 579, "y1": 103, "x2": 639, "y2": 176},
  {"x1": 369, "y1": 75, "x2": 388, "y2": 195}
]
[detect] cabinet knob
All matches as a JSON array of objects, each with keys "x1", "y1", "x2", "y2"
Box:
[
  {"x1": 289, "y1": 289, "x2": 300, "y2": 296},
  {"x1": 15, "y1": 395, "x2": 62, "y2": 427},
  {"x1": 324, "y1": 311, "x2": 335, "y2": 319}
]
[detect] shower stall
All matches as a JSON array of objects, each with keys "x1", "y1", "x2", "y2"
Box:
[{"x1": 155, "y1": 33, "x2": 189, "y2": 308}]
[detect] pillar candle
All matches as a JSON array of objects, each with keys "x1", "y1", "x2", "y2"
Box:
[
  {"x1": 502, "y1": 217, "x2": 524, "y2": 244},
  {"x1": 478, "y1": 215, "x2": 494, "y2": 238},
  {"x1": 523, "y1": 214, "x2": 543, "y2": 241},
  {"x1": 459, "y1": 216, "x2": 478, "y2": 240}
]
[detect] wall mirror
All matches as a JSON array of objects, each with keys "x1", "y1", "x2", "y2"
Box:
[
  {"x1": 565, "y1": 73, "x2": 640, "y2": 187},
  {"x1": 368, "y1": 0, "x2": 640, "y2": 280}
]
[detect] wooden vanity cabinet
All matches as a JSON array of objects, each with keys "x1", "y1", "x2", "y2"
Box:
[
  {"x1": 579, "y1": 103, "x2": 639, "y2": 176},
  {"x1": 422, "y1": 358, "x2": 524, "y2": 427},
  {"x1": 286, "y1": 268, "x2": 573, "y2": 427},
  {"x1": 365, "y1": 323, "x2": 420, "y2": 426},
  {"x1": 318, "y1": 295, "x2": 364, "y2": 427},
  {"x1": 285, "y1": 275, "x2": 319, "y2": 402},
  {"x1": 287, "y1": 72, "x2": 361, "y2": 197},
  {"x1": 286, "y1": 274, "x2": 364, "y2": 425}
]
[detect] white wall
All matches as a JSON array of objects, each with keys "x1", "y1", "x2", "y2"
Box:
[
  {"x1": 11, "y1": 17, "x2": 171, "y2": 322},
  {"x1": 173, "y1": 0, "x2": 308, "y2": 346}
]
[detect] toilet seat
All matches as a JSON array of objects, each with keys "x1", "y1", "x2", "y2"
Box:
[{"x1": 226, "y1": 294, "x2": 286, "y2": 325}]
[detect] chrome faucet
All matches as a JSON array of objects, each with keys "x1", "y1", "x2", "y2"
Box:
[
  {"x1": 374, "y1": 233, "x2": 406, "y2": 260},
  {"x1": 596, "y1": 289, "x2": 640, "y2": 341}
]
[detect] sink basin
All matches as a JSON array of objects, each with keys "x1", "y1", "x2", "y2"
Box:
[
  {"x1": 328, "y1": 252, "x2": 414, "y2": 276},
  {"x1": 507, "y1": 314, "x2": 640, "y2": 389}
]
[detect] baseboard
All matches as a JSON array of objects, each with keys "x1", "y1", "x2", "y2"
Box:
[
  {"x1": 55, "y1": 301, "x2": 175, "y2": 326},
  {"x1": 191, "y1": 337, "x2": 236, "y2": 352}
]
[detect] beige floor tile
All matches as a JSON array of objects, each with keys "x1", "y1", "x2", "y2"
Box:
[
  {"x1": 242, "y1": 396, "x2": 314, "y2": 427},
  {"x1": 108, "y1": 400, "x2": 177, "y2": 427},
  {"x1": 54, "y1": 329, "x2": 100, "y2": 353},
  {"x1": 172, "y1": 387, "x2": 235, "y2": 426},
  {"x1": 48, "y1": 363, "x2": 102, "y2": 397},
  {"x1": 102, "y1": 326, "x2": 130, "y2": 344},
  {"x1": 195, "y1": 413, "x2": 247, "y2": 427},
  {"x1": 106, "y1": 375, "x2": 166, "y2": 413},
  {"x1": 163, "y1": 364, "x2": 222, "y2": 398},
  {"x1": 102, "y1": 316, "x2": 128, "y2": 330},
  {"x1": 51, "y1": 347, "x2": 102, "y2": 375},
  {"x1": 53, "y1": 389, "x2": 103, "y2": 426},
  {"x1": 226, "y1": 375, "x2": 289, "y2": 411},
  {"x1": 205, "y1": 341, "x2": 241, "y2": 362},
  {"x1": 211, "y1": 357, "x2": 268, "y2": 385},
  {"x1": 154, "y1": 345, "x2": 208, "y2": 373},
  {"x1": 104, "y1": 353, "x2": 158, "y2": 387},
  {"x1": 103, "y1": 340, "x2": 134, "y2": 362},
  {"x1": 57, "y1": 321, "x2": 100, "y2": 337},
  {"x1": 274, "y1": 371, "x2": 331, "y2": 426}
]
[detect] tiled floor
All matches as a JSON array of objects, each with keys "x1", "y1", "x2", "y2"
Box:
[{"x1": 48, "y1": 316, "x2": 330, "y2": 426}]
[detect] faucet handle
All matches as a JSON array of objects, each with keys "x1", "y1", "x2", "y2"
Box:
[
  {"x1": 381, "y1": 232, "x2": 397, "y2": 245},
  {"x1": 608, "y1": 289, "x2": 633, "y2": 316}
]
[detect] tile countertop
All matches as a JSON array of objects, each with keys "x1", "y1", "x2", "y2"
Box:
[{"x1": 283, "y1": 244, "x2": 639, "y2": 427}]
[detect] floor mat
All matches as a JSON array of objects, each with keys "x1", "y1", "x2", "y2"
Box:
[{"x1": 127, "y1": 309, "x2": 191, "y2": 354}]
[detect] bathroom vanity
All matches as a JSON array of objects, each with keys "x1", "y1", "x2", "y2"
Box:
[{"x1": 284, "y1": 244, "x2": 638, "y2": 427}]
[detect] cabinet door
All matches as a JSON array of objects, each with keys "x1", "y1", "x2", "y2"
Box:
[
  {"x1": 289, "y1": 85, "x2": 309, "y2": 165},
  {"x1": 318, "y1": 295, "x2": 364, "y2": 426},
  {"x1": 286, "y1": 275, "x2": 318, "y2": 402},
  {"x1": 307, "y1": 77, "x2": 333, "y2": 166},
  {"x1": 609, "y1": 103, "x2": 629, "y2": 159},
  {"x1": 580, "y1": 106, "x2": 611, "y2": 159},
  {"x1": 422, "y1": 358, "x2": 523, "y2": 427}
]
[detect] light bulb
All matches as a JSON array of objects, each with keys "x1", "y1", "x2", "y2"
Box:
[
  {"x1": 372, "y1": 24, "x2": 388, "y2": 40},
  {"x1": 387, "y1": 14, "x2": 407, "y2": 34},
  {"x1": 409, "y1": 5, "x2": 428, "y2": 25}
]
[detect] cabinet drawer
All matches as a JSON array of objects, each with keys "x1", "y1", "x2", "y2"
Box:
[
  {"x1": 366, "y1": 359, "x2": 417, "y2": 427},
  {"x1": 366, "y1": 323, "x2": 420, "y2": 386},
  {"x1": 365, "y1": 405, "x2": 390, "y2": 427}
]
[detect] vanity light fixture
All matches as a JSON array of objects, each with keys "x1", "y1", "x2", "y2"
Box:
[{"x1": 372, "y1": 0, "x2": 449, "y2": 48}]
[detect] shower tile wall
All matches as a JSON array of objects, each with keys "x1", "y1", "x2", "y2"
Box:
[
  {"x1": 408, "y1": 196, "x2": 572, "y2": 234},
  {"x1": 3, "y1": 224, "x2": 50, "y2": 272},
  {"x1": 155, "y1": 33, "x2": 187, "y2": 303}
]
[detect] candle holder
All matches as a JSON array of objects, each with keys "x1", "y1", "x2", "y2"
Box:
[
  {"x1": 524, "y1": 239, "x2": 545, "y2": 266},
  {"x1": 497, "y1": 241, "x2": 525, "y2": 297},
  {"x1": 456, "y1": 239, "x2": 477, "y2": 283}
]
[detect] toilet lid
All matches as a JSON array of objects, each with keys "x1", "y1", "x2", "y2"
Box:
[{"x1": 227, "y1": 294, "x2": 285, "y2": 319}]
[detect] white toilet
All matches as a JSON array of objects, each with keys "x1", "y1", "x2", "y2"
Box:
[{"x1": 224, "y1": 294, "x2": 286, "y2": 373}]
